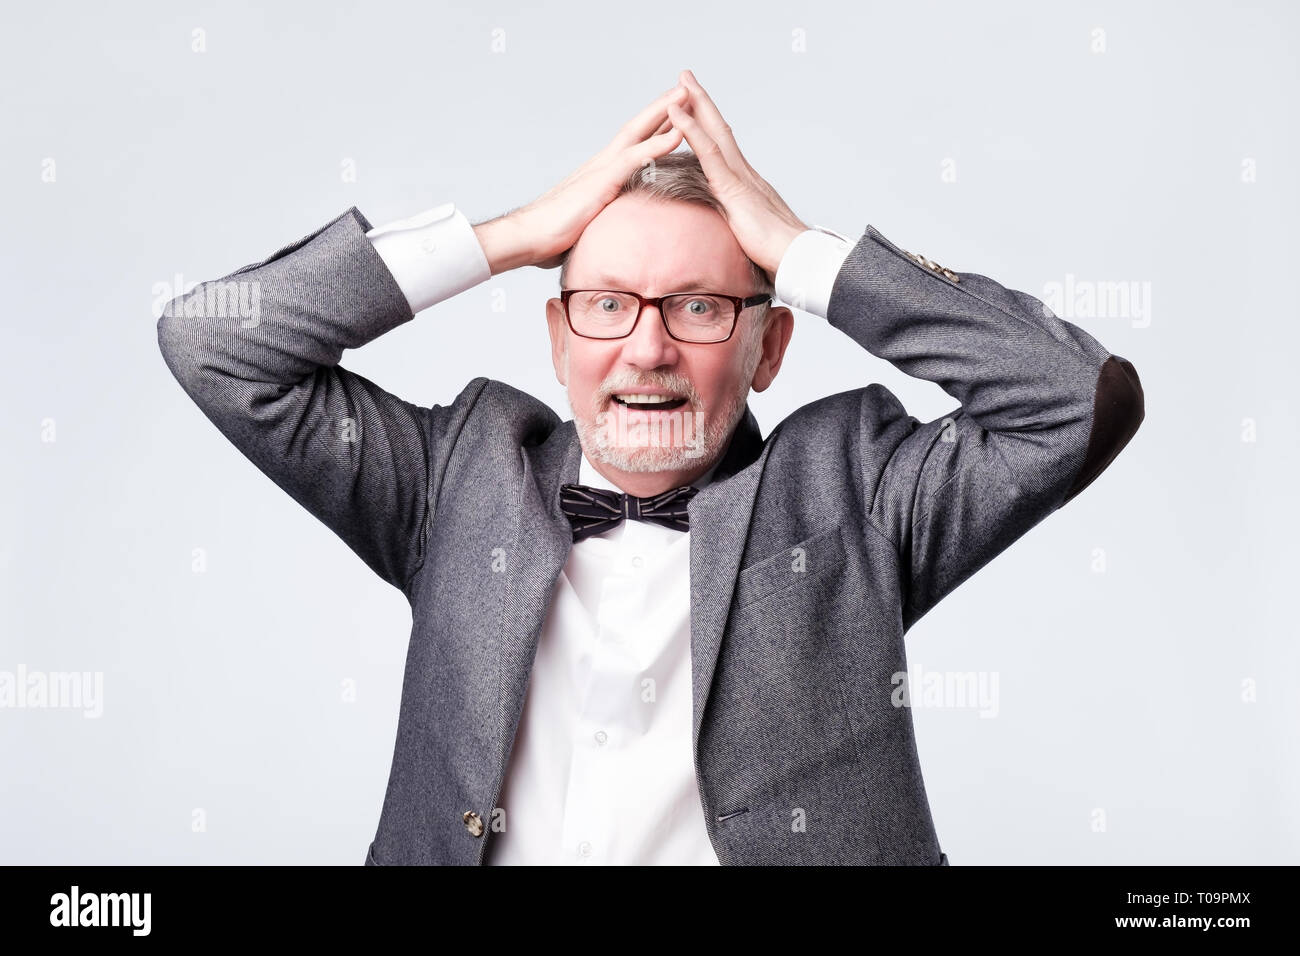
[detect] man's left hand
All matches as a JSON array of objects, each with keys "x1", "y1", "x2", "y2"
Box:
[{"x1": 666, "y1": 69, "x2": 810, "y2": 282}]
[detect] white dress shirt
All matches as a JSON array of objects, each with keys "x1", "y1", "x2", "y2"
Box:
[
  {"x1": 488, "y1": 451, "x2": 724, "y2": 864},
  {"x1": 363, "y1": 201, "x2": 853, "y2": 864}
]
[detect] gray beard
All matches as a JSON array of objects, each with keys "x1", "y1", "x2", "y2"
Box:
[{"x1": 567, "y1": 334, "x2": 762, "y2": 475}]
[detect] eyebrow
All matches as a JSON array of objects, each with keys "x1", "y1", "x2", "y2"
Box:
[{"x1": 583, "y1": 275, "x2": 724, "y2": 292}]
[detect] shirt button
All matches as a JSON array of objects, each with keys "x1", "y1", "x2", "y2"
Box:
[
  {"x1": 578, "y1": 840, "x2": 592, "y2": 858},
  {"x1": 420, "y1": 237, "x2": 438, "y2": 254},
  {"x1": 594, "y1": 730, "x2": 608, "y2": 746},
  {"x1": 631, "y1": 555, "x2": 644, "y2": 569}
]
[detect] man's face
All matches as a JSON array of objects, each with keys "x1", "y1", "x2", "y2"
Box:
[{"x1": 545, "y1": 194, "x2": 793, "y2": 491}]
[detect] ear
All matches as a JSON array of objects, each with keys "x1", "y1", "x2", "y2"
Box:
[
  {"x1": 748, "y1": 306, "x2": 794, "y2": 392},
  {"x1": 545, "y1": 297, "x2": 569, "y2": 386}
]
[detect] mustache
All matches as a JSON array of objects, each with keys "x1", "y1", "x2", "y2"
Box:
[{"x1": 597, "y1": 373, "x2": 699, "y2": 402}]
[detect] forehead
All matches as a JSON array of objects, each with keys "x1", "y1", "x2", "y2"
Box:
[{"x1": 566, "y1": 195, "x2": 754, "y2": 293}]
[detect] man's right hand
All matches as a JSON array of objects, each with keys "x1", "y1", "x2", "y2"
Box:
[{"x1": 473, "y1": 83, "x2": 688, "y2": 275}]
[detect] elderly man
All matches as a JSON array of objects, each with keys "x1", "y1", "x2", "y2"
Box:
[{"x1": 157, "y1": 69, "x2": 1144, "y2": 865}]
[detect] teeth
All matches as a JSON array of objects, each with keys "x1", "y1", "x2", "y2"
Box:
[{"x1": 615, "y1": 394, "x2": 682, "y2": 405}]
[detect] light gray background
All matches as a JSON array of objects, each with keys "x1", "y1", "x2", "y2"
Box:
[{"x1": 2, "y1": 0, "x2": 1296, "y2": 864}]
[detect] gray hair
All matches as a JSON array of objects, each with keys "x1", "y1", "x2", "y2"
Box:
[{"x1": 558, "y1": 151, "x2": 774, "y2": 338}]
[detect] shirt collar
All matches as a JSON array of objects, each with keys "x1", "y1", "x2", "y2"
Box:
[{"x1": 578, "y1": 450, "x2": 722, "y2": 495}]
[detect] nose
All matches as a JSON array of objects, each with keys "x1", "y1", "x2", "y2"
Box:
[{"x1": 620, "y1": 302, "x2": 680, "y2": 369}]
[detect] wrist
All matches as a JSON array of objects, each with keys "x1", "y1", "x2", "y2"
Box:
[{"x1": 472, "y1": 215, "x2": 533, "y2": 275}]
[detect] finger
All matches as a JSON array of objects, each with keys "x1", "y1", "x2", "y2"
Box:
[
  {"x1": 677, "y1": 69, "x2": 747, "y2": 169},
  {"x1": 617, "y1": 124, "x2": 684, "y2": 175},
  {"x1": 612, "y1": 85, "x2": 687, "y2": 148},
  {"x1": 652, "y1": 116, "x2": 672, "y2": 137},
  {"x1": 666, "y1": 101, "x2": 737, "y2": 186}
]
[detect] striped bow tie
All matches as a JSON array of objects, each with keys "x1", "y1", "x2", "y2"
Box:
[{"x1": 559, "y1": 482, "x2": 699, "y2": 542}]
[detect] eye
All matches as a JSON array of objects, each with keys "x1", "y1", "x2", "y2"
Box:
[{"x1": 597, "y1": 296, "x2": 623, "y2": 312}]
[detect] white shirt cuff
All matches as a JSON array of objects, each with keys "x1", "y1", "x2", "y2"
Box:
[
  {"x1": 365, "y1": 202, "x2": 492, "y2": 314},
  {"x1": 774, "y1": 225, "x2": 856, "y2": 318}
]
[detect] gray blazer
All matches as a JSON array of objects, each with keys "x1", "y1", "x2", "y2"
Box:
[{"x1": 156, "y1": 207, "x2": 1144, "y2": 865}]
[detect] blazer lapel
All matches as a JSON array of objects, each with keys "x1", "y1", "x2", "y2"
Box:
[
  {"x1": 496, "y1": 420, "x2": 582, "y2": 772},
  {"x1": 686, "y1": 405, "x2": 767, "y2": 745}
]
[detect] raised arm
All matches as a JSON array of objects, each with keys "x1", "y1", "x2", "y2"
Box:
[
  {"x1": 825, "y1": 226, "x2": 1143, "y2": 628},
  {"x1": 155, "y1": 82, "x2": 693, "y2": 595},
  {"x1": 669, "y1": 68, "x2": 1144, "y2": 629},
  {"x1": 155, "y1": 205, "x2": 488, "y2": 594}
]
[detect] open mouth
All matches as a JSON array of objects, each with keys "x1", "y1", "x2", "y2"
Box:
[{"x1": 611, "y1": 394, "x2": 689, "y2": 411}]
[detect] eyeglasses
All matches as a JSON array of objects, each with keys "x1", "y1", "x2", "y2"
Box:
[{"x1": 559, "y1": 289, "x2": 771, "y2": 343}]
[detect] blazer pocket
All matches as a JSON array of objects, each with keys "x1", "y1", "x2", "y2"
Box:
[{"x1": 733, "y1": 527, "x2": 849, "y2": 610}]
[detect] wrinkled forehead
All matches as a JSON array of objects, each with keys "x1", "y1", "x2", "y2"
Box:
[{"x1": 565, "y1": 195, "x2": 755, "y2": 295}]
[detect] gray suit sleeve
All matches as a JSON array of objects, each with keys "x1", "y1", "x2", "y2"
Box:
[
  {"x1": 156, "y1": 206, "x2": 485, "y2": 596},
  {"x1": 826, "y1": 226, "x2": 1145, "y2": 630}
]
